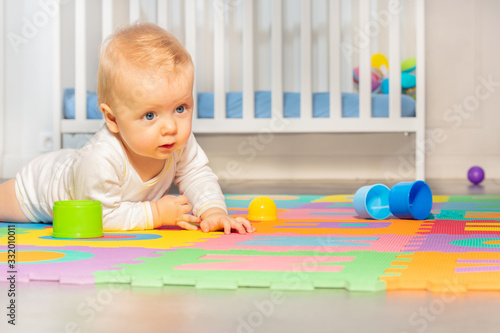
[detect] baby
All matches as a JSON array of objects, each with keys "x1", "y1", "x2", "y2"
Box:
[{"x1": 0, "y1": 23, "x2": 255, "y2": 234}]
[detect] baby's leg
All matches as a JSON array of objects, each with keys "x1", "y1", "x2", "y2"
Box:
[{"x1": 0, "y1": 179, "x2": 30, "y2": 222}]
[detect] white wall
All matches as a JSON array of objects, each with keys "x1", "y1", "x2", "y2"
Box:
[
  {"x1": 2, "y1": 0, "x2": 55, "y2": 176},
  {"x1": 425, "y1": 0, "x2": 500, "y2": 180},
  {"x1": 1, "y1": 0, "x2": 499, "y2": 181}
]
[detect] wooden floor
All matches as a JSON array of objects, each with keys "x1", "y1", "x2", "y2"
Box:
[{"x1": 1, "y1": 179, "x2": 500, "y2": 333}]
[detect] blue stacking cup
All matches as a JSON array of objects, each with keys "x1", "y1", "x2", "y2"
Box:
[
  {"x1": 353, "y1": 184, "x2": 391, "y2": 220},
  {"x1": 389, "y1": 181, "x2": 433, "y2": 220}
]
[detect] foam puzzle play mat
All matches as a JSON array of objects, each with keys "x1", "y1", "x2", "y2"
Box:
[{"x1": 2, "y1": 194, "x2": 500, "y2": 292}]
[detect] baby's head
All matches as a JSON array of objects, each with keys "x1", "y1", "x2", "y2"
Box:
[
  {"x1": 97, "y1": 22, "x2": 194, "y2": 111},
  {"x1": 97, "y1": 23, "x2": 196, "y2": 168}
]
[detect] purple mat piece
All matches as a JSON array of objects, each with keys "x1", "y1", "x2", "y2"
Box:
[
  {"x1": 275, "y1": 221, "x2": 391, "y2": 229},
  {"x1": 403, "y1": 234, "x2": 500, "y2": 253},
  {"x1": 0, "y1": 245, "x2": 167, "y2": 284}
]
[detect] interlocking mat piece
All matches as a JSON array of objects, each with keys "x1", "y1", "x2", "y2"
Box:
[{"x1": 2, "y1": 194, "x2": 500, "y2": 292}]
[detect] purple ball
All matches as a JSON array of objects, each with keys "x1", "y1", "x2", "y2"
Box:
[{"x1": 468, "y1": 166, "x2": 485, "y2": 185}]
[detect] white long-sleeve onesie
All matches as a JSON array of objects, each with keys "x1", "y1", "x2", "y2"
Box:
[{"x1": 15, "y1": 125, "x2": 226, "y2": 230}]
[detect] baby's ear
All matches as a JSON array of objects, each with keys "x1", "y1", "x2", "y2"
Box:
[{"x1": 100, "y1": 103, "x2": 119, "y2": 133}]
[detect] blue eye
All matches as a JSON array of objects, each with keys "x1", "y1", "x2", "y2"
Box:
[
  {"x1": 175, "y1": 106, "x2": 185, "y2": 113},
  {"x1": 144, "y1": 112, "x2": 155, "y2": 120}
]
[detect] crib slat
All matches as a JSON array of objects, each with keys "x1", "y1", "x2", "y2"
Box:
[
  {"x1": 75, "y1": 0, "x2": 87, "y2": 122},
  {"x1": 341, "y1": 1, "x2": 353, "y2": 94},
  {"x1": 358, "y1": 0, "x2": 371, "y2": 120},
  {"x1": 242, "y1": 0, "x2": 254, "y2": 120},
  {"x1": 185, "y1": 0, "x2": 197, "y2": 121},
  {"x1": 129, "y1": 0, "x2": 140, "y2": 23},
  {"x1": 272, "y1": 0, "x2": 283, "y2": 120},
  {"x1": 157, "y1": 0, "x2": 168, "y2": 29},
  {"x1": 415, "y1": 0, "x2": 426, "y2": 180},
  {"x1": 329, "y1": 0, "x2": 341, "y2": 120},
  {"x1": 102, "y1": 0, "x2": 114, "y2": 40},
  {"x1": 52, "y1": 0, "x2": 61, "y2": 149},
  {"x1": 388, "y1": 0, "x2": 401, "y2": 119},
  {"x1": 213, "y1": 0, "x2": 226, "y2": 120},
  {"x1": 301, "y1": 0, "x2": 312, "y2": 120}
]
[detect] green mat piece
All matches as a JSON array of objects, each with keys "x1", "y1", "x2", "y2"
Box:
[{"x1": 94, "y1": 249, "x2": 399, "y2": 292}]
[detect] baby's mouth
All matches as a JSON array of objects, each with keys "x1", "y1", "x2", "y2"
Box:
[{"x1": 160, "y1": 143, "x2": 175, "y2": 149}]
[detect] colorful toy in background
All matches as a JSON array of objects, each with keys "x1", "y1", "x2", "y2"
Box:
[
  {"x1": 352, "y1": 67, "x2": 381, "y2": 93},
  {"x1": 353, "y1": 180, "x2": 433, "y2": 220},
  {"x1": 353, "y1": 54, "x2": 417, "y2": 99},
  {"x1": 371, "y1": 53, "x2": 389, "y2": 78},
  {"x1": 467, "y1": 166, "x2": 485, "y2": 185}
]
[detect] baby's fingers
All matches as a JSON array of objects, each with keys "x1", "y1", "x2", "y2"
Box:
[
  {"x1": 188, "y1": 214, "x2": 201, "y2": 223},
  {"x1": 199, "y1": 220, "x2": 210, "y2": 233},
  {"x1": 222, "y1": 218, "x2": 233, "y2": 235},
  {"x1": 177, "y1": 220, "x2": 199, "y2": 231},
  {"x1": 224, "y1": 218, "x2": 247, "y2": 235},
  {"x1": 176, "y1": 214, "x2": 201, "y2": 230},
  {"x1": 175, "y1": 195, "x2": 189, "y2": 205},
  {"x1": 181, "y1": 214, "x2": 200, "y2": 224},
  {"x1": 181, "y1": 202, "x2": 193, "y2": 214},
  {"x1": 199, "y1": 220, "x2": 220, "y2": 233},
  {"x1": 235, "y1": 217, "x2": 256, "y2": 233}
]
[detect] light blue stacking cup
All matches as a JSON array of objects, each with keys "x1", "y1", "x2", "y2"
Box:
[
  {"x1": 389, "y1": 181, "x2": 433, "y2": 220},
  {"x1": 353, "y1": 184, "x2": 391, "y2": 220}
]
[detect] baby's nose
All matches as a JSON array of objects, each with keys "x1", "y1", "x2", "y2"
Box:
[{"x1": 161, "y1": 119, "x2": 177, "y2": 135}]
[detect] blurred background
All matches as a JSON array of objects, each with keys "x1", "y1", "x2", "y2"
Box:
[{"x1": 0, "y1": 0, "x2": 498, "y2": 183}]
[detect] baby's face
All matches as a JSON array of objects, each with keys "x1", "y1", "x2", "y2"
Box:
[{"x1": 109, "y1": 65, "x2": 194, "y2": 166}]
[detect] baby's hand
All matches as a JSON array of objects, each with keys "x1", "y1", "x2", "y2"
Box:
[
  {"x1": 155, "y1": 195, "x2": 201, "y2": 230},
  {"x1": 200, "y1": 208, "x2": 256, "y2": 235}
]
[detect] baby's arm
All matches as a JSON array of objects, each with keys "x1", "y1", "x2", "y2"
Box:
[
  {"x1": 174, "y1": 133, "x2": 256, "y2": 234},
  {"x1": 70, "y1": 142, "x2": 162, "y2": 231},
  {"x1": 151, "y1": 194, "x2": 201, "y2": 230},
  {"x1": 150, "y1": 196, "x2": 255, "y2": 233}
]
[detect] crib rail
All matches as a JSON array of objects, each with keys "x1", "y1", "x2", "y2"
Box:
[{"x1": 53, "y1": 0, "x2": 426, "y2": 179}]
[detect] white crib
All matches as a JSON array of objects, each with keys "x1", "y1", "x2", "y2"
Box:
[{"x1": 52, "y1": 0, "x2": 426, "y2": 179}]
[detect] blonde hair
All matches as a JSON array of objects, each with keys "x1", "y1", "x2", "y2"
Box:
[{"x1": 97, "y1": 22, "x2": 193, "y2": 106}]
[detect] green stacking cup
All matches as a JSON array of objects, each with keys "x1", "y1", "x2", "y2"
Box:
[{"x1": 52, "y1": 201, "x2": 103, "y2": 238}]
